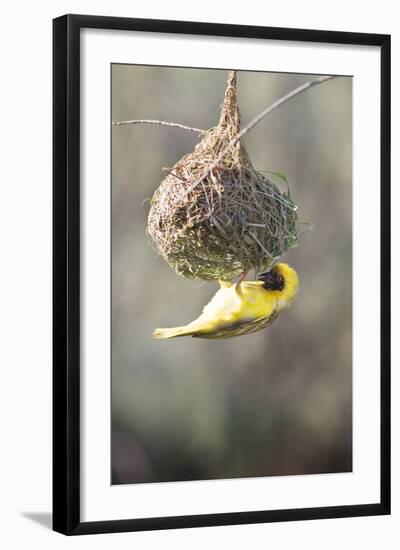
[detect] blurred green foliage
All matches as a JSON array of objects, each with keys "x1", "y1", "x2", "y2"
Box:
[{"x1": 111, "y1": 66, "x2": 352, "y2": 484}]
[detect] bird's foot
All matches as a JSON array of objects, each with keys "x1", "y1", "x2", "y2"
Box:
[{"x1": 235, "y1": 271, "x2": 248, "y2": 294}]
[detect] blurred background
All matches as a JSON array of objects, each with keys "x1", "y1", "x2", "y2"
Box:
[{"x1": 111, "y1": 66, "x2": 352, "y2": 484}]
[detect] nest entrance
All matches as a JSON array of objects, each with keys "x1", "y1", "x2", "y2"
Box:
[{"x1": 147, "y1": 71, "x2": 299, "y2": 281}]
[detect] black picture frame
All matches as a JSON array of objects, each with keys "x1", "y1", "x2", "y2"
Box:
[{"x1": 53, "y1": 14, "x2": 391, "y2": 535}]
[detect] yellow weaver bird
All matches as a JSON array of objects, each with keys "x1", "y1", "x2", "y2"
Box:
[{"x1": 153, "y1": 263, "x2": 298, "y2": 340}]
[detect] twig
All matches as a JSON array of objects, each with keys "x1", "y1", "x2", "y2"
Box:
[
  {"x1": 112, "y1": 118, "x2": 206, "y2": 134},
  {"x1": 162, "y1": 167, "x2": 186, "y2": 181},
  {"x1": 183, "y1": 75, "x2": 338, "y2": 196}
]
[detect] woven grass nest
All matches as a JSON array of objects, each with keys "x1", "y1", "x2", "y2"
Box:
[{"x1": 147, "y1": 71, "x2": 299, "y2": 281}]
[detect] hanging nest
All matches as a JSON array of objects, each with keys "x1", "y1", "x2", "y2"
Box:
[{"x1": 147, "y1": 71, "x2": 299, "y2": 281}]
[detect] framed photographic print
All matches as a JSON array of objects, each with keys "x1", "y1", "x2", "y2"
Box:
[{"x1": 53, "y1": 14, "x2": 391, "y2": 535}]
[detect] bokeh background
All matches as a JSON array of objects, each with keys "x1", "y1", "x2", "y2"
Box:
[{"x1": 111, "y1": 66, "x2": 352, "y2": 484}]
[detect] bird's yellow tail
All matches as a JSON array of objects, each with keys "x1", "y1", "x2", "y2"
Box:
[{"x1": 153, "y1": 326, "x2": 196, "y2": 339}]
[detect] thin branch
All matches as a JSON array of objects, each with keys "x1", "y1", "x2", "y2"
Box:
[
  {"x1": 183, "y1": 75, "x2": 338, "y2": 196},
  {"x1": 112, "y1": 118, "x2": 206, "y2": 134}
]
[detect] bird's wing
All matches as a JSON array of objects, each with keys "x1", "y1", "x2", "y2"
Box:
[{"x1": 193, "y1": 310, "x2": 280, "y2": 339}]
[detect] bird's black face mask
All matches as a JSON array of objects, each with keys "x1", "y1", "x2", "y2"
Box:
[{"x1": 258, "y1": 266, "x2": 285, "y2": 291}]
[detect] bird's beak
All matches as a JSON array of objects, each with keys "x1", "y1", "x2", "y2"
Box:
[
  {"x1": 258, "y1": 269, "x2": 275, "y2": 285},
  {"x1": 258, "y1": 266, "x2": 285, "y2": 291}
]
